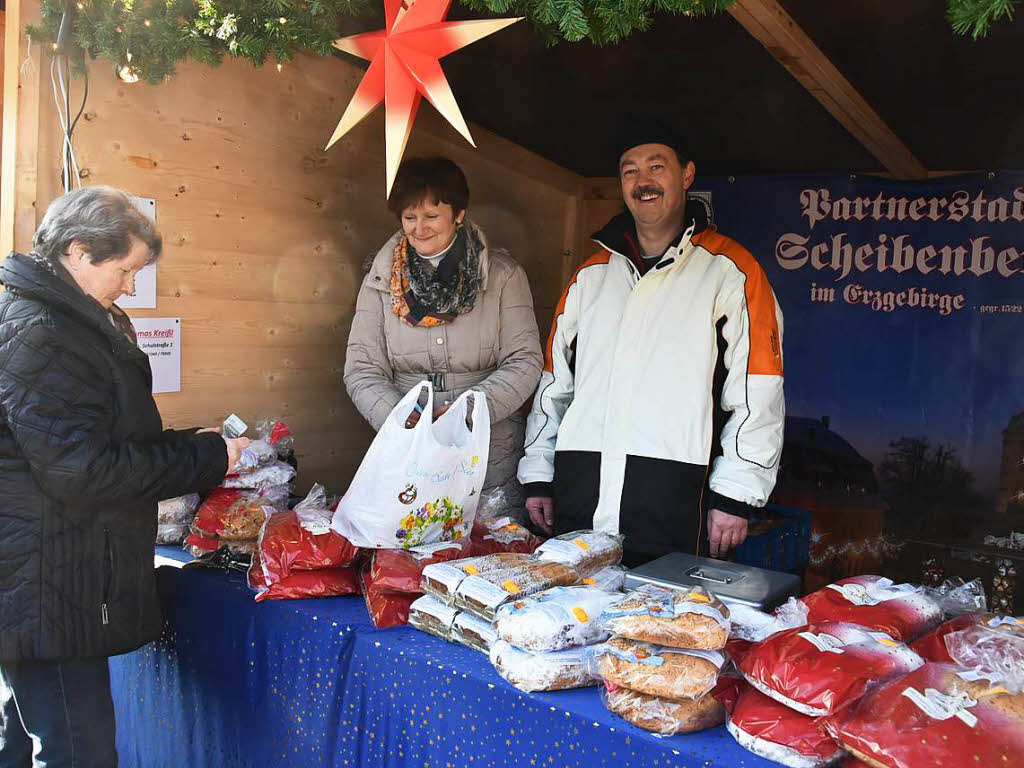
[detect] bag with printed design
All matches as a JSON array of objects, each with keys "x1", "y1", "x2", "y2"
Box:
[
  {"x1": 368, "y1": 540, "x2": 473, "y2": 595},
  {"x1": 332, "y1": 383, "x2": 489, "y2": 549},
  {"x1": 495, "y1": 585, "x2": 619, "y2": 652},
  {"x1": 737, "y1": 621, "x2": 925, "y2": 717},
  {"x1": 256, "y1": 485, "x2": 360, "y2": 586},
  {"x1": 535, "y1": 529, "x2": 623, "y2": 577},
  {"x1": 821, "y1": 663, "x2": 1024, "y2": 768},
  {"x1": 490, "y1": 640, "x2": 598, "y2": 692},
  {"x1": 600, "y1": 584, "x2": 731, "y2": 650},
  {"x1": 469, "y1": 517, "x2": 544, "y2": 556},
  {"x1": 798, "y1": 576, "x2": 943, "y2": 642},
  {"x1": 715, "y1": 676, "x2": 846, "y2": 768},
  {"x1": 247, "y1": 556, "x2": 361, "y2": 601},
  {"x1": 595, "y1": 636, "x2": 725, "y2": 700}
]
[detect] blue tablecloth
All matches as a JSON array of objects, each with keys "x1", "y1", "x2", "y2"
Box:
[{"x1": 109, "y1": 551, "x2": 779, "y2": 768}]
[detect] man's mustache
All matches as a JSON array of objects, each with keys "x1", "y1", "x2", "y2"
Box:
[{"x1": 632, "y1": 185, "x2": 664, "y2": 200}]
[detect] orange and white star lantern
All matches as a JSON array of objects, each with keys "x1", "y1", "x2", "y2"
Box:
[{"x1": 328, "y1": 0, "x2": 522, "y2": 196}]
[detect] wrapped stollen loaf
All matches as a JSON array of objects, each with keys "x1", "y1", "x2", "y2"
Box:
[
  {"x1": 535, "y1": 530, "x2": 623, "y2": 577},
  {"x1": 602, "y1": 685, "x2": 725, "y2": 736},
  {"x1": 490, "y1": 641, "x2": 597, "y2": 693},
  {"x1": 600, "y1": 584, "x2": 731, "y2": 650},
  {"x1": 421, "y1": 552, "x2": 534, "y2": 604},
  {"x1": 595, "y1": 636, "x2": 725, "y2": 700},
  {"x1": 451, "y1": 612, "x2": 499, "y2": 654},
  {"x1": 495, "y1": 585, "x2": 619, "y2": 652},
  {"x1": 453, "y1": 560, "x2": 579, "y2": 621}
]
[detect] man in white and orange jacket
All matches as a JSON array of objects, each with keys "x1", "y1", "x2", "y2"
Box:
[{"x1": 518, "y1": 141, "x2": 785, "y2": 566}]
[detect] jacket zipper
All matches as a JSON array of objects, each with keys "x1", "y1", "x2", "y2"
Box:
[{"x1": 102, "y1": 526, "x2": 112, "y2": 625}]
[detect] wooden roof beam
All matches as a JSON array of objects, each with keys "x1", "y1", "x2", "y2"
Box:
[{"x1": 729, "y1": 0, "x2": 928, "y2": 180}]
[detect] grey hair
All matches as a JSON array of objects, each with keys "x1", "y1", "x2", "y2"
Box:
[{"x1": 32, "y1": 186, "x2": 162, "y2": 265}]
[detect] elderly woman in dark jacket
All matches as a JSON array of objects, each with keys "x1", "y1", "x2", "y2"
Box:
[{"x1": 0, "y1": 187, "x2": 249, "y2": 766}]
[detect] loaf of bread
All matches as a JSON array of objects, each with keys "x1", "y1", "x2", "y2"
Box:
[
  {"x1": 580, "y1": 565, "x2": 627, "y2": 593},
  {"x1": 421, "y1": 552, "x2": 535, "y2": 604},
  {"x1": 454, "y1": 560, "x2": 579, "y2": 621},
  {"x1": 489, "y1": 640, "x2": 597, "y2": 692},
  {"x1": 597, "y1": 636, "x2": 724, "y2": 700},
  {"x1": 452, "y1": 612, "x2": 499, "y2": 654},
  {"x1": 496, "y1": 585, "x2": 619, "y2": 652},
  {"x1": 601, "y1": 584, "x2": 731, "y2": 650},
  {"x1": 822, "y1": 663, "x2": 1024, "y2": 768},
  {"x1": 408, "y1": 595, "x2": 461, "y2": 640},
  {"x1": 536, "y1": 530, "x2": 623, "y2": 576},
  {"x1": 604, "y1": 685, "x2": 725, "y2": 736}
]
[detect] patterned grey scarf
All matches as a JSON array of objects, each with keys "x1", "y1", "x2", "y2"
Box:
[{"x1": 403, "y1": 225, "x2": 482, "y2": 323}]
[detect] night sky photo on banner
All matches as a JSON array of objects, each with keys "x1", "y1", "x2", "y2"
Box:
[{"x1": 700, "y1": 172, "x2": 1024, "y2": 538}]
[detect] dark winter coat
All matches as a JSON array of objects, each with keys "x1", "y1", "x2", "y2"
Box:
[{"x1": 0, "y1": 252, "x2": 227, "y2": 662}]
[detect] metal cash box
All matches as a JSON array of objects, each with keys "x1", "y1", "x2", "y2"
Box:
[{"x1": 624, "y1": 552, "x2": 801, "y2": 611}]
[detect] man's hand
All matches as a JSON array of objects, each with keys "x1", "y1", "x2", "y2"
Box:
[
  {"x1": 707, "y1": 508, "x2": 748, "y2": 558},
  {"x1": 525, "y1": 496, "x2": 554, "y2": 535}
]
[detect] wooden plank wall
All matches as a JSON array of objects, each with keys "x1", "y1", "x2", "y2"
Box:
[{"x1": 20, "y1": 47, "x2": 584, "y2": 491}]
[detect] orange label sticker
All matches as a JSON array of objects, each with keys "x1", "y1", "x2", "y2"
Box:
[
  {"x1": 574, "y1": 538, "x2": 590, "y2": 551},
  {"x1": 688, "y1": 592, "x2": 711, "y2": 604},
  {"x1": 982, "y1": 686, "x2": 1009, "y2": 696},
  {"x1": 874, "y1": 637, "x2": 899, "y2": 648},
  {"x1": 502, "y1": 580, "x2": 521, "y2": 594},
  {"x1": 463, "y1": 565, "x2": 480, "y2": 576},
  {"x1": 508, "y1": 525, "x2": 519, "y2": 531},
  {"x1": 572, "y1": 607, "x2": 589, "y2": 622},
  {"x1": 582, "y1": 578, "x2": 597, "y2": 585}
]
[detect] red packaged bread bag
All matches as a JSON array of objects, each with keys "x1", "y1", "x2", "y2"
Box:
[
  {"x1": 256, "y1": 485, "x2": 360, "y2": 585},
  {"x1": 469, "y1": 517, "x2": 544, "y2": 556},
  {"x1": 822, "y1": 663, "x2": 1024, "y2": 768},
  {"x1": 247, "y1": 557, "x2": 361, "y2": 602},
  {"x1": 193, "y1": 486, "x2": 286, "y2": 540},
  {"x1": 911, "y1": 613, "x2": 1024, "y2": 663},
  {"x1": 360, "y1": 566, "x2": 417, "y2": 629},
  {"x1": 367, "y1": 540, "x2": 473, "y2": 594},
  {"x1": 715, "y1": 676, "x2": 846, "y2": 768},
  {"x1": 737, "y1": 621, "x2": 925, "y2": 717},
  {"x1": 798, "y1": 576, "x2": 942, "y2": 642}
]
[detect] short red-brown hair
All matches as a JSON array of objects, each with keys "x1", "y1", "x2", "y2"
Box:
[{"x1": 387, "y1": 157, "x2": 469, "y2": 217}]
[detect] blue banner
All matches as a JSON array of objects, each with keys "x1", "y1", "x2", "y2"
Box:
[{"x1": 698, "y1": 172, "x2": 1024, "y2": 538}]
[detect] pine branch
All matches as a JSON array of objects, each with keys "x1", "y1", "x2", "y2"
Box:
[{"x1": 947, "y1": 0, "x2": 1017, "y2": 39}]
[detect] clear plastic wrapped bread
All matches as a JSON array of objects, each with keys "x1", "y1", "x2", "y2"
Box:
[
  {"x1": 714, "y1": 676, "x2": 846, "y2": 768},
  {"x1": 228, "y1": 439, "x2": 278, "y2": 474},
  {"x1": 798, "y1": 576, "x2": 944, "y2": 642},
  {"x1": 453, "y1": 560, "x2": 580, "y2": 621},
  {"x1": 580, "y1": 565, "x2": 627, "y2": 593},
  {"x1": 156, "y1": 493, "x2": 200, "y2": 544},
  {"x1": 600, "y1": 584, "x2": 731, "y2": 650},
  {"x1": 451, "y1": 612, "x2": 499, "y2": 654},
  {"x1": 495, "y1": 585, "x2": 619, "y2": 652},
  {"x1": 595, "y1": 636, "x2": 725, "y2": 700},
  {"x1": 602, "y1": 684, "x2": 725, "y2": 736},
  {"x1": 192, "y1": 486, "x2": 287, "y2": 541},
  {"x1": 489, "y1": 640, "x2": 597, "y2": 692},
  {"x1": 222, "y1": 460, "x2": 296, "y2": 491},
  {"x1": 408, "y1": 595, "x2": 461, "y2": 640},
  {"x1": 911, "y1": 613, "x2": 1023, "y2": 663},
  {"x1": 943, "y1": 622, "x2": 1024, "y2": 690},
  {"x1": 736, "y1": 621, "x2": 925, "y2": 717},
  {"x1": 821, "y1": 663, "x2": 1024, "y2": 768},
  {"x1": 535, "y1": 530, "x2": 623, "y2": 576},
  {"x1": 420, "y1": 552, "x2": 535, "y2": 604}
]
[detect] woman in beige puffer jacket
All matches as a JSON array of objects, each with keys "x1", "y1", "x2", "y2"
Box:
[{"x1": 344, "y1": 157, "x2": 542, "y2": 514}]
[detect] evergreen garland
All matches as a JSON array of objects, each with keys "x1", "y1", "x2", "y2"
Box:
[{"x1": 26, "y1": 0, "x2": 1019, "y2": 86}]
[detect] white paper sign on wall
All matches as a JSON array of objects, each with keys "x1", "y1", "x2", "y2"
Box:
[
  {"x1": 116, "y1": 196, "x2": 157, "y2": 309},
  {"x1": 130, "y1": 317, "x2": 181, "y2": 393}
]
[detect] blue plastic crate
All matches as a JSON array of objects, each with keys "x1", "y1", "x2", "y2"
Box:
[{"x1": 732, "y1": 503, "x2": 811, "y2": 572}]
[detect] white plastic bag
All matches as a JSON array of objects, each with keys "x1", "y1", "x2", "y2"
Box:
[{"x1": 332, "y1": 382, "x2": 489, "y2": 549}]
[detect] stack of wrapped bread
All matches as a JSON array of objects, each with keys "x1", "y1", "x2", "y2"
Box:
[
  {"x1": 409, "y1": 530, "x2": 628, "y2": 692},
  {"x1": 592, "y1": 583, "x2": 731, "y2": 736}
]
